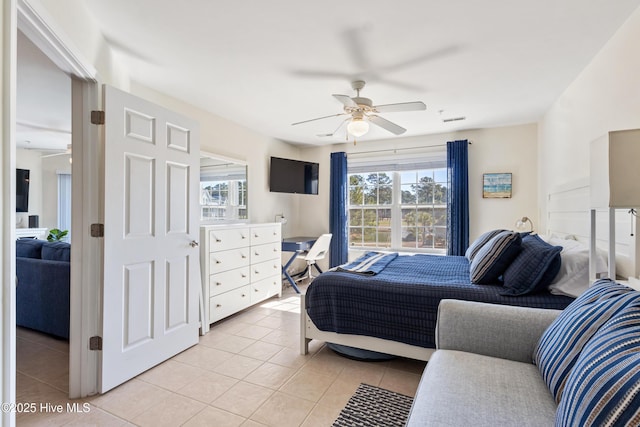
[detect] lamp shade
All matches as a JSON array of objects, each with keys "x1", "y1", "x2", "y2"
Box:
[
  {"x1": 347, "y1": 119, "x2": 369, "y2": 137},
  {"x1": 590, "y1": 129, "x2": 640, "y2": 208}
]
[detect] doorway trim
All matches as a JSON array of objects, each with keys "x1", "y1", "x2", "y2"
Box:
[{"x1": 16, "y1": 0, "x2": 100, "y2": 398}]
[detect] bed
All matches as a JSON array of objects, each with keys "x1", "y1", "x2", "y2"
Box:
[
  {"x1": 300, "y1": 250, "x2": 575, "y2": 361},
  {"x1": 300, "y1": 179, "x2": 640, "y2": 361}
]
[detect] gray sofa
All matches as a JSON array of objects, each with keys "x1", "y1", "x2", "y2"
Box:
[{"x1": 407, "y1": 282, "x2": 640, "y2": 426}]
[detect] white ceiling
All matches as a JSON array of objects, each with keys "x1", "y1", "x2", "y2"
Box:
[{"x1": 17, "y1": 0, "x2": 640, "y2": 148}]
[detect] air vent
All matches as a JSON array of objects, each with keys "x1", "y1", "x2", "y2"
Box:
[{"x1": 443, "y1": 116, "x2": 466, "y2": 123}]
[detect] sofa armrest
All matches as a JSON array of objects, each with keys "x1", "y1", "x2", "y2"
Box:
[{"x1": 435, "y1": 299, "x2": 562, "y2": 363}]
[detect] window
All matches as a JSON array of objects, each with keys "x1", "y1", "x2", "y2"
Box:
[{"x1": 348, "y1": 155, "x2": 447, "y2": 253}]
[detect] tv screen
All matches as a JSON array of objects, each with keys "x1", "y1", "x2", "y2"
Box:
[
  {"x1": 16, "y1": 168, "x2": 30, "y2": 213},
  {"x1": 269, "y1": 157, "x2": 319, "y2": 195}
]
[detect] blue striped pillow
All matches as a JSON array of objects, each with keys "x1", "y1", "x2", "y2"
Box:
[
  {"x1": 533, "y1": 280, "x2": 640, "y2": 403},
  {"x1": 469, "y1": 231, "x2": 521, "y2": 284},
  {"x1": 556, "y1": 304, "x2": 640, "y2": 426},
  {"x1": 464, "y1": 229, "x2": 506, "y2": 261}
]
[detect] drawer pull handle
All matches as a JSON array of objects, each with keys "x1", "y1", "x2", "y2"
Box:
[
  {"x1": 241, "y1": 294, "x2": 246, "y2": 298},
  {"x1": 214, "y1": 238, "x2": 222, "y2": 243},
  {"x1": 215, "y1": 260, "x2": 221, "y2": 264},
  {"x1": 216, "y1": 304, "x2": 222, "y2": 308},
  {"x1": 273, "y1": 248, "x2": 278, "y2": 252},
  {"x1": 254, "y1": 289, "x2": 259, "y2": 292},
  {"x1": 241, "y1": 235, "x2": 246, "y2": 239},
  {"x1": 255, "y1": 251, "x2": 259, "y2": 256},
  {"x1": 241, "y1": 274, "x2": 247, "y2": 278},
  {"x1": 216, "y1": 282, "x2": 222, "y2": 286},
  {"x1": 241, "y1": 254, "x2": 247, "y2": 259},
  {"x1": 255, "y1": 270, "x2": 259, "y2": 274},
  {"x1": 254, "y1": 233, "x2": 259, "y2": 238}
]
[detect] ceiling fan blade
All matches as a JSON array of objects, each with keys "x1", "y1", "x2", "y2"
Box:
[
  {"x1": 373, "y1": 101, "x2": 427, "y2": 113},
  {"x1": 317, "y1": 118, "x2": 350, "y2": 137},
  {"x1": 368, "y1": 115, "x2": 407, "y2": 135},
  {"x1": 292, "y1": 112, "x2": 348, "y2": 126},
  {"x1": 332, "y1": 94, "x2": 358, "y2": 108}
]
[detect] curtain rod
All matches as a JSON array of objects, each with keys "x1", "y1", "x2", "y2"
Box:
[{"x1": 347, "y1": 140, "x2": 472, "y2": 157}]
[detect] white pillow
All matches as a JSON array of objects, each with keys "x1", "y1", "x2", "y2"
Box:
[{"x1": 546, "y1": 237, "x2": 607, "y2": 298}]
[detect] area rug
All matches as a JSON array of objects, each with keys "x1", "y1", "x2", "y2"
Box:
[{"x1": 333, "y1": 383, "x2": 414, "y2": 426}]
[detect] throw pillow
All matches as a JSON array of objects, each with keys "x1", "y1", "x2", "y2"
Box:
[
  {"x1": 41, "y1": 241, "x2": 71, "y2": 262},
  {"x1": 469, "y1": 231, "x2": 521, "y2": 285},
  {"x1": 556, "y1": 304, "x2": 640, "y2": 426},
  {"x1": 500, "y1": 234, "x2": 562, "y2": 296},
  {"x1": 464, "y1": 229, "x2": 506, "y2": 261},
  {"x1": 16, "y1": 238, "x2": 45, "y2": 259},
  {"x1": 533, "y1": 279, "x2": 640, "y2": 403}
]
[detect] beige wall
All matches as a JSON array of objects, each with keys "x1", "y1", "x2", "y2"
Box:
[{"x1": 298, "y1": 123, "x2": 539, "y2": 242}]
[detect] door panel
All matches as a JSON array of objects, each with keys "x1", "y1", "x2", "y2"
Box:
[{"x1": 101, "y1": 85, "x2": 200, "y2": 393}]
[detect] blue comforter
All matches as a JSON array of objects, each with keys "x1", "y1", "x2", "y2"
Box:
[{"x1": 305, "y1": 254, "x2": 574, "y2": 349}]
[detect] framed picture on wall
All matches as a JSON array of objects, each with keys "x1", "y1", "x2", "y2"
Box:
[{"x1": 483, "y1": 173, "x2": 512, "y2": 198}]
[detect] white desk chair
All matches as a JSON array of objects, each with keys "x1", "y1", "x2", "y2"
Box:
[{"x1": 296, "y1": 233, "x2": 332, "y2": 282}]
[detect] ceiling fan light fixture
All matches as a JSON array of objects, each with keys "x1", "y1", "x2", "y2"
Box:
[{"x1": 347, "y1": 118, "x2": 369, "y2": 137}]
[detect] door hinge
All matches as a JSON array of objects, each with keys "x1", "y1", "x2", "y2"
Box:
[
  {"x1": 89, "y1": 336, "x2": 103, "y2": 351},
  {"x1": 91, "y1": 110, "x2": 105, "y2": 125},
  {"x1": 90, "y1": 223, "x2": 104, "y2": 237}
]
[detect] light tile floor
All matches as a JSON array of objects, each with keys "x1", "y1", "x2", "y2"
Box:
[{"x1": 16, "y1": 283, "x2": 426, "y2": 426}]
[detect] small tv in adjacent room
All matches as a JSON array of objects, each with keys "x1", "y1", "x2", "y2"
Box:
[
  {"x1": 269, "y1": 157, "x2": 319, "y2": 195},
  {"x1": 16, "y1": 168, "x2": 30, "y2": 213}
]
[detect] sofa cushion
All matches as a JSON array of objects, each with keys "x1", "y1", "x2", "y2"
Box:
[
  {"x1": 500, "y1": 234, "x2": 562, "y2": 296},
  {"x1": 41, "y1": 241, "x2": 71, "y2": 262},
  {"x1": 533, "y1": 280, "x2": 639, "y2": 403},
  {"x1": 556, "y1": 304, "x2": 640, "y2": 426},
  {"x1": 470, "y1": 231, "x2": 521, "y2": 284},
  {"x1": 406, "y1": 350, "x2": 556, "y2": 426},
  {"x1": 16, "y1": 239, "x2": 45, "y2": 259},
  {"x1": 465, "y1": 229, "x2": 506, "y2": 261}
]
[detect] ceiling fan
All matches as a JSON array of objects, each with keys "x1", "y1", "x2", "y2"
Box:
[{"x1": 292, "y1": 80, "x2": 426, "y2": 139}]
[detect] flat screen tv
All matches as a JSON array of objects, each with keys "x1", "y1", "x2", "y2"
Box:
[
  {"x1": 269, "y1": 157, "x2": 319, "y2": 195},
  {"x1": 16, "y1": 168, "x2": 30, "y2": 213}
]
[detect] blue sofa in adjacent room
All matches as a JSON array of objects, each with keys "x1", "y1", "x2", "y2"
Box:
[{"x1": 16, "y1": 239, "x2": 70, "y2": 339}]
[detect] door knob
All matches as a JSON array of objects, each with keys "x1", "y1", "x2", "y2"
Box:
[{"x1": 190, "y1": 240, "x2": 199, "y2": 248}]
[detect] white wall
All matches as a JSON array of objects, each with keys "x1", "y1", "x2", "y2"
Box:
[
  {"x1": 539, "y1": 7, "x2": 640, "y2": 229},
  {"x1": 298, "y1": 123, "x2": 539, "y2": 242}
]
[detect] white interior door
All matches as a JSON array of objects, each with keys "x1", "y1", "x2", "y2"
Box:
[{"x1": 100, "y1": 85, "x2": 200, "y2": 393}]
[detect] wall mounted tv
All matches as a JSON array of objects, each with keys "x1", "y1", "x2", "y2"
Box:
[
  {"x1": 269, "y1": 157, "x2": 319, "y2": 195},
  {"x1": 16, "y1": 168, "x2": 30, "y2": 213}
]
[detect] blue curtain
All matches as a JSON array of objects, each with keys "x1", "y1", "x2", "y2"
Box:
[
  {"x1": 329, "y1": 152, "x2": 348, "y2": 267},
  {"x1": 447, "y1": 140, "x2": 469, "y2": 256}
]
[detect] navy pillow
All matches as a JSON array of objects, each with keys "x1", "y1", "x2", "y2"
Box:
[
  {"x1": 16, "y1": 239, "x2": 45, "y2": 259},
  {"x1": 500, "y1": 234, "x2": 562, "y2": 296},
  {"x1": 464, "y1": 229, "x2": 506, "y2": 261},
  {"x1": 470, "y1": 231, "x2": 522, "y2": 284},
  {"x1": 41, "y1": 241, "x2": 71, "y2": 262}
]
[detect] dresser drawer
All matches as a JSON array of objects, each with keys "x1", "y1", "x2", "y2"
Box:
[
  {"x1": 251, "y1": 259, "x2": 281, "y2": 282},
  {"x1": 209, "y1": 285, "x2": 251, "y2": 323},
  {"x1": 209, "y1": 248, "x2": 250, "y2": 273},
  {"x1": 250, "y1": 276, "x2": 281, "y2": 304},
  {"x1": 209, "y1": 227, "x2": 250, "y2": 252},
  {"x1": 250, "y1": 225, "x2": 281, "y2": 246},
  {"x1": 251, "y1": 242, "x2": 280, "y2": 264},
  {"x1": 209, "y1": 266, "x2": 250, "y2": 296}
]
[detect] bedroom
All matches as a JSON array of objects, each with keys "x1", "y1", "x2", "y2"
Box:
[{"x1": 3, "y1": 0, "x2": 640, "y2": 425}]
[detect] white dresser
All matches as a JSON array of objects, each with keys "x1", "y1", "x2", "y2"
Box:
[{"x1": 200, "y1": 223, "x2": 282, "y2": 332}]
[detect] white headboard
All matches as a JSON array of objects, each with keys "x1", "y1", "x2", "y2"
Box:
[{"x1": 547, "y1": 178, "x2": 640, "y2": 279}]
